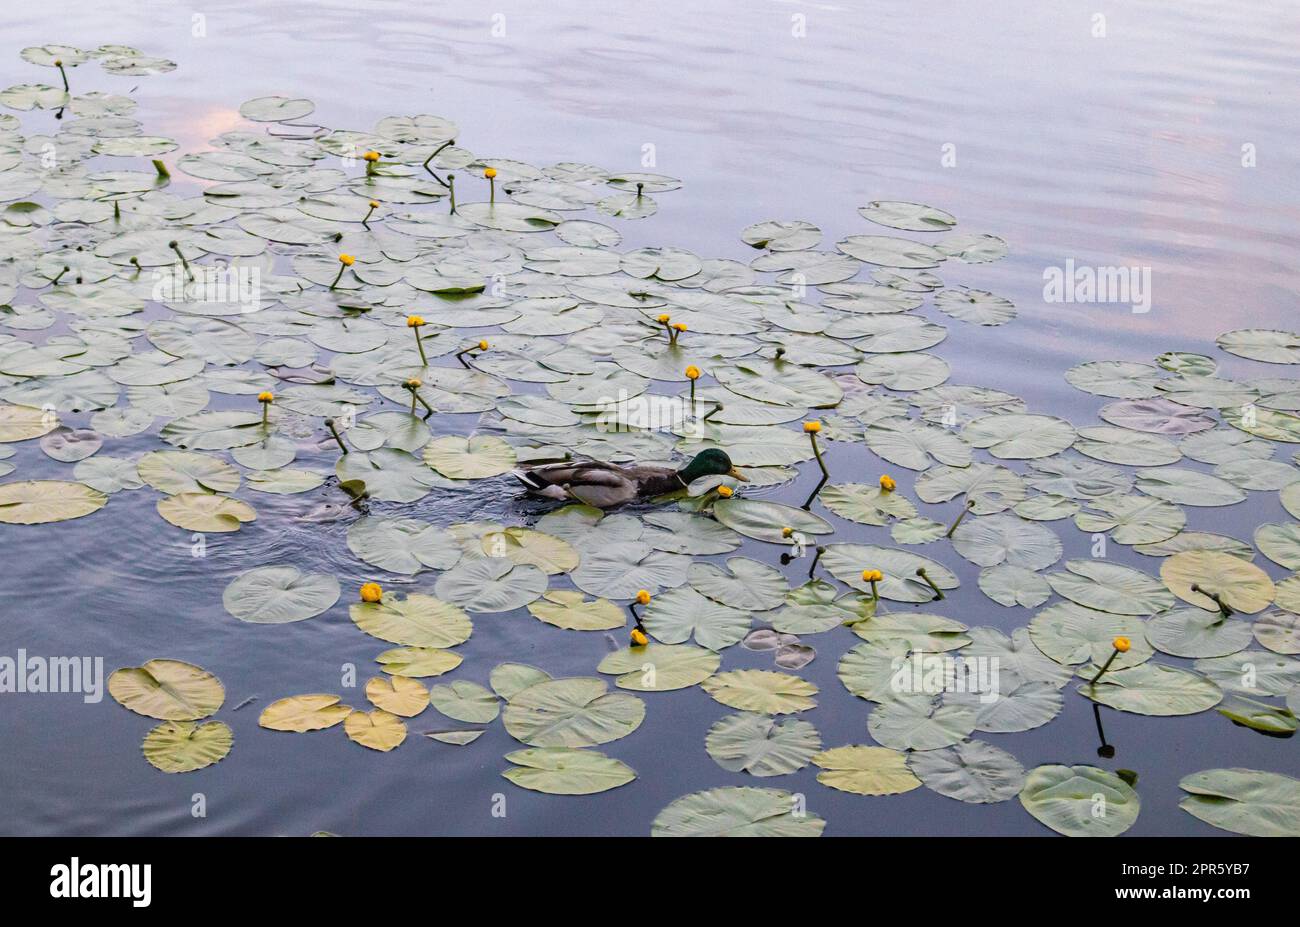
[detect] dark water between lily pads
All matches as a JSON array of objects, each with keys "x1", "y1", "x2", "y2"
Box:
[{"x1": 1, "y1": 0, "x2": 1298, "y2": 836}]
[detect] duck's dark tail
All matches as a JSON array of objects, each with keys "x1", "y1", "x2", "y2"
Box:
[
  {"x1": 511, "y1": 468, "x2": 544, "y2": 491},
  {"x1": 512, "y1": 468, "x2": 569, "y2": 500}
]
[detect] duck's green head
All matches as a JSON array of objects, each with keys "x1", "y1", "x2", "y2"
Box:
[{"x1": 678, "y1": 449, "x2": 748, "y2": 484}]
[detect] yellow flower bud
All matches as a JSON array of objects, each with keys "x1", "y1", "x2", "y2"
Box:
[
  {"x1": 716, "y1": 485, "x2": 734, "y2": 498},
  {"x1": 257, "y1": 391, "x2": 274, "y2": 403},
  {"x1": 672, "y1": 322, "x2": 687, "y2": 332},
  {"x1": 484, "y1": 167, "x2": 498, "y2": 179},
  {"x1": 656, "y1": 314, "x2": 671, "y2": 323},
  {"x1": 359, "y1": 582, "x2": 383, "y2": 603},
  {"x1": 478, "y1": 340, "x2": 489, "y2": 351},
  {"x1": 363, "y1": 151, "x2": 380, "y2": 162},
  {"x1": 405, "y1": 378, "x2": 422, "y2": 389},
  {"x1": 630, "y1": 628, "x2": 649, "y2": 647},
  {"x1": 862, "y1": 569, "x2": 883, "y2": 583},
  {"x1": 879, "y1": 474, "x2": 896, "y2": 492},
  {"x1": 407, "y1": 315, "x2": 425, "y2": 328},
  {"x1": 685, "y1": 365, "x2": 701, "y2": 380},
  {"x1": 636, "y1": 590, "x2": 652, "y2": 605},
  {"x1": 368, "y1": 200, "x2": 380, "y2": 209},
  {"x1": 338, "y1": 254, "x2": 355, "y2": 266},
  {"x1": 781, "y1": 527, "x2": 794, "y2": 538},
  {"x1": 1113, "y1": 636, "x2": 1131, "y2": 653},
  {"x1": 803, "y1": 421, "x2": 821, "y2": 434}
]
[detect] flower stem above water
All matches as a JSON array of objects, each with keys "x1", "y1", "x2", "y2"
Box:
[
  {"x1": 915, "y1": 567, "x2": 944, "y2": 601},
  {"x1": 1089, "y1": 637, "x2": 1131, "y2": 684},
  {"x1": 1191, "y1": 584, "x2": 1233, "y2": 619},
  {"x1": 945, "y1": 498, "x2": 975, "y2": 538},
  {"x1": 324, "y1": 418, "x2": 349, "y2": 455},
  {"x1": 801, "y1": 421, "x2": 829, "y2": 510}
]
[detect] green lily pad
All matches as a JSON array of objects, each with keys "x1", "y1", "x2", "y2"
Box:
[
  {"x1": 1179, "y1": 768, "x2": 1300, "y2": 836},
  {"x1": 1020, "y1": 765, "x2": 1140, "y2": 837},
  {"x1": 907, "y1": 740, "x2": 1025, "y2": 803},
  {"x1": 705, "y1": 712, "x2": 821, "y2": 777},
  {"x1": 651, "y1": 787, "x2": 825, "y2": 837},
  {"x1": 502, "y1": 677, "x2": 644, "y2": 747},
  {"x1": 503, "y1": 747, "x2": 636, "y2": 795}
]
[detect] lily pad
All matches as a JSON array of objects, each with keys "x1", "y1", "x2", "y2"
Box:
[
  {"x1": 503, "y1": 747, "x2": 637, "y2": 795},
  {"x1": 1019, "y1": 765, "x2": 1140, "y2": 837},
  {"x1": 706, "y1": 712, "x2": 821, "y2": 777},
  {"x1": 222, "y1": 566, "x2": 340, "y2": 624}
]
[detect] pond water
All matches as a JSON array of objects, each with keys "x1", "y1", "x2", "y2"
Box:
[{"x1": 1, "y1": 0, "x2": 1297, "y2": 836}]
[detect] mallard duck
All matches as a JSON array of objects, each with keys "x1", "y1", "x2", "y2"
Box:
[{"x1": 512, "y1": 449, "x2": 747, "y2": 508}]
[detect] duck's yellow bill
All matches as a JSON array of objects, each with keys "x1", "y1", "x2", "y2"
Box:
[{"x1": 728, "y1": 467, "x2": 750, "y2": 482}]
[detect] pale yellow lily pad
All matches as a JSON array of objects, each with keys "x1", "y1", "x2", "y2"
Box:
[
  {"x1": 0, "y1": 403, "x2": 57, "y2": 442},
  {"x1": 812, "y1": 745, "x2": 922, "y2": 796},
  {"x1": 344, "y1": 708, "x2": 407, "y2": 751},
  {"x1": 1161, "y1": 550, "x2": 1275, "y2": 614},
  {"x1": 364, "y1": 675, "x2": 430, "y2": 717},
  {"x1": 527, "y1": 589, "x2": 624, "y2": 630},
  {"x1": 142, "y1": 720, "x2": 233, "y2": 773},
  {"x1": 350, "y1": 593, "x2": 472, "y2": 648},
  {"x1": 0, "y1": 480, "x2": 106, "y2": 524},
  {"x1": 156, "y1": 492, "x2": 255, "y2": 532},
  {"x1": 109, "y1": 659, "x2": 224, "y2": 721},
  {"x1": 701, "y1": 669, "x2": 818, "y2": 714},
  {"x1": 259, "y1": 694, "x2": 352, "y2": 732},
  {"x1": 375, "y1": 646, "x2": 463, "y2": 677}
]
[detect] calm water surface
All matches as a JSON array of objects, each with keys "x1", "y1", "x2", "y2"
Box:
[{"x1": 1, "y1": 0, "x2": 1297, "y2": 835}]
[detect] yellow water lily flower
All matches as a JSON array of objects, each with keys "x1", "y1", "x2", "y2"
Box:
[
  {"x1": 781, "y1": 526, "x2": 794, "y2": 538},
  {"x1": 368, "y1": 199, "x2": 380, "y2": 209},
  {"x1": 685, "y1": 365, "x2": 701, "y2": 380},
  {"x1": 406, "y1": 315, "x2": 425, "y2": 328},
  {"x1": 478, "y1": 340, "x2": 490, "y2": 351},
  {"x1": 359, "y1": 583, "x2": 383, "y2": 603},
  {"x1": 656, "y1": 314, "x2": 671, "y2": 323},
  {"x1": 636, "y1": 590, "x2": 652, "y2": 605},
  {"x1": 671, "y1": 322, "x2": 687, "y2": 332},
  {"x1": 803, "y1": 420, "x2": 821, "y2": 434},
  {"x1": 716, "y1": 485, "x2": 734, "y2": 498},
  {"x1": 879, "y1": 474, "x2": 896, "y2": 492},
  {"x1": 338, "y1": 254, "x2": 355, "y2": 266},
  {"x1": 1113, "y1": 636, "x2": 1131, "y2": 653},
  {"x1": 863, "y1": 569, "x2": 884, "y2": 583},
  {"x1": 630, "y1": 628, "x2": 649, "y2": 647},
  {"x1": 484, "y1": 167, "x2": 497, "y2": 179},
  {"x1": 362, "y1": 151, "x2": 380, "y2": 162},
  {"x1": 405, "y1": 378, "x2": 422, "y2": 389},
  {"x1": 257, "y1": 391, "x2": 274, "y2": 424}
]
